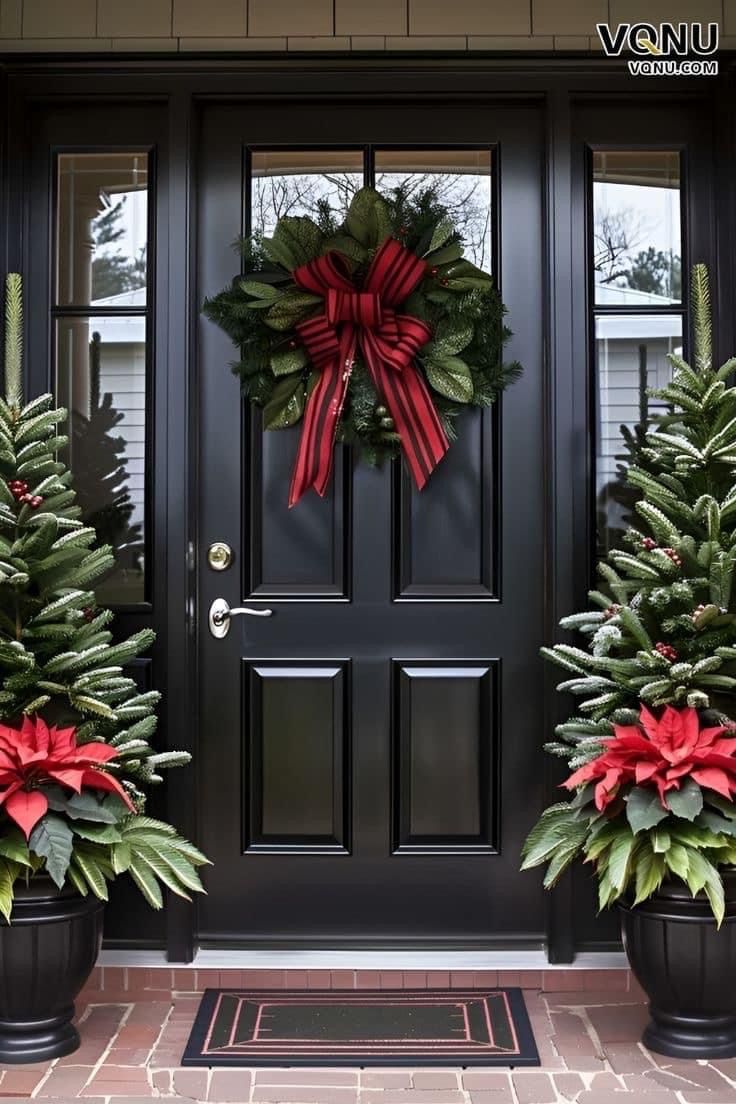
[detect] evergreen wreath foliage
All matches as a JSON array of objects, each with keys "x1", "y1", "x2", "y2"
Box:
[
  {"x1": 0, "y1": 275, "x2": 208, "y2": 918},
  {"x1": 203, "y1": 185, "x2": 521, "y2": 469}
]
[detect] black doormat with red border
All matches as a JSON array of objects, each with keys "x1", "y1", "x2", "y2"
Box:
[{"x1": 181, "y1": 988, "x2": 540, "y2": 1067}]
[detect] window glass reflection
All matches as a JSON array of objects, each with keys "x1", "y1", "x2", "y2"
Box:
[
  {"x1": 56, "y1": 316, "x2": 146, "y2": 605},
  {"x1": 593, "y1": 151, "x2": 681, "y2": 305},
  {"x1": 596, "y1": 314, "x2": 682, "y2": 557},
  {"x1": 57, "y1": 153, "x2": 148, "y2": 307},
  {"x1": 375, "y1": 149, "x2": 492, "y2": 270},
  {"x1": 250, "y1": 150, "x2": 364, "y2": 238}
]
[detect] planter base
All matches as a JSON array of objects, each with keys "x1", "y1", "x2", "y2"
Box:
[
  {"x1": 0, "y1": 1006, "x2": 79, "y2": 1064},
  {"x1": 643, "y1": 1010, "x2": 736, "y2": 1060}
]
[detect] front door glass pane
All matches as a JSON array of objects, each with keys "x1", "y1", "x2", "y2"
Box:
[
  {"x1": 249, "y1": 150, "x2": 364, "y2": 238},
  {"x1": 593, "y1": 150, "x2": 681, "y2": 305},
  {"x1": 374, "y1": 149, "x2": 493, "y2": 270}
]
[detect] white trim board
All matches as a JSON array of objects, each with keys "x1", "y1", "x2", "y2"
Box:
[{"x1": 97, "y1": 949, "x2": 628, "y2": 970}]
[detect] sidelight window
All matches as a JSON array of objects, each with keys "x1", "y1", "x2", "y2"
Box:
[
  {"x1": 591, "y1": 150, "x2": 685, "y2": 557},
  {"x1": 53, "y1": 152, "x2": 151, "y2": 606}
]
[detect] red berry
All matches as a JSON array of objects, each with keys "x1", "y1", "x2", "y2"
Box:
[
  {"x1": 429, "y1": 266, "x2": 439, "y2": 276},
  {"x1": 603, "y1": 604, "x2": 621, "y2": 619},
  {"x1": 440, "y1": 278, "x2": 449, "y2": 287},
  {"x1": 655, "y1": 642, "x2": 678, "y2": 661},
  {"x1": 19, "y1": 493, "x2": 31, "y2": 503},
  {"x1": 288, "y1": 339, "x2": 298, "y2": 349},
  {"x1": 82, "y1": 606, "x2": 96, "y2": 623},
  {"x1": 30, "y1": 496, "x2": 42, "y2": 509},
  {"x1": 642, "y1": 537, "x2": 657, "y2": 551}
]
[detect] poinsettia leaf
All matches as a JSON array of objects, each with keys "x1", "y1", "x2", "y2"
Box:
[
  {"x1": 626, "y1": 786, "x2": 668, "y2": 833},
  {"x1": 46, "y1": 789, "x2": 121, "y2": 823},
  {"x1": 263, "y1": 376, "x2": 306, "y2": 430},
  {"x1": 666, "y1": 778, "x2": 704, "y2": 821},
  {"x1": 29, "y1": 814, "x2": 74, "y2": 889},
  {"x1": 652, "y1": 828, "x2": 671, "y2": 853},
  {"x1": 634, "y1": 849, "x2": 666, "y2": 904},
  {"x1": 607, "y1": 830, "x2": 635, "y2": 892},
  {"x1": 697, "y1": 809, "x2": 736, "y2": 837},
  {"x1": 72, "y1": 823, "x2": 122, "y2": 844},
  {"x1": 425, "y1": 356, "x2": 473, "y2": 404},
  {"x1": 0, "y1": 829, "x2": 32, "y2": 866},
  {"x1": 665, "y1": 841, "x2": 690, "y2": 880},
  {"x1": 270, "y1": 346, "x2": 309, "y2": 377},
  {"x1": 0, "y1": 858, "x2": 18, "y2": 922}
]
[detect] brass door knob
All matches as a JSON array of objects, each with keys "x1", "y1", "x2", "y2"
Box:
[{"x1": 207, "y1": 541, "x2": 233, "y2": 571}]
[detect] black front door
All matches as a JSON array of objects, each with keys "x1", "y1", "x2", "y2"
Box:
[{"x1": 196, "y1": 99, "x2": 546, "y2": 946}]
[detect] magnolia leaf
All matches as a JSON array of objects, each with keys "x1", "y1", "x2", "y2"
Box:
[
  {"x1": 264, "y1": 292, "x2": 321, "y2": 333},
  {"x1": 626, "y1": 787, "x2": 667, "y2": 834},
  {"x1": 424, "y1": 217, "x2": 455, "y2": 255},
  {"x1": 445, "y1": 275, "x2": 492, "y2": 292},
  {"x1": 345, "y1": 188, "x2": 392, "y2": 247},
  {"x1": 263, "y1": 375, "x2": 306, "y2": 430},
  {"x1": 425, "y1": 356, "x2": 473, "y2": 404},
  {"x1": 240, "y1": 280, "x2": 281, "y2": 301},
  {"x1": 323, "y1": 235, "x2": 367, "y2": 264},
  {"x1": 266, "y1": 216, "x2": 324, "y2": 270},
  {"x1": 29, "y1": 814, "x2": 74, "y2": 889},
  {"x1": 428, "y1": 318, "x2": 474, "y2": 359},
  {"x1": 270, "y1": 346, "x2": 309, "y2": 377},
  {"x1": 666, "y1": 779, "x2": 704, "y2": 821}
]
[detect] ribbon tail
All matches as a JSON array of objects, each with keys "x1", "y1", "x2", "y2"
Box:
[
  {"x1": 288, "y1": 326, "x2": 356, "y2": 508},
  {"x1": 363, "y1": 341, "x2": 449, "y2": 491}
]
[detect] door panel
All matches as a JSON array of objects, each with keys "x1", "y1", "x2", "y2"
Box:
[{"x1": 197, "y1": 101, "x2": 546, "y2": 946}]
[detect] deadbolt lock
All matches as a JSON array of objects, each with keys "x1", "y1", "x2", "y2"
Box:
[{"x1": 207, "y1": 541, "x2": 233, "y2": 571}]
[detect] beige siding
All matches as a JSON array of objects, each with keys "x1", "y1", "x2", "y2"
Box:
[{"x1": 0, "y1": 0, "x2": 728, "y2": 50}]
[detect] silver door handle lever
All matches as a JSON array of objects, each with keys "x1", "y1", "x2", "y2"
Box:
[{"x1": 209, "y1": 597, "x2": 273, "y2": 638}]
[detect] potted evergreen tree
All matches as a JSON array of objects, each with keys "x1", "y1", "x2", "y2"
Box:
[
  {"x1": 0, "y1": 274, "x2": 207, "y2": 1063},
  {"x1": 523, "y1": 265, "x2": 736, "y2": 1059}
]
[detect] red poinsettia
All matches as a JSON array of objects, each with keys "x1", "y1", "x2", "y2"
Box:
[
  {"x1": 564, "y1": 704, "x2": 736, "y2": 812},
  {"x1": 0, "y1": 714, "x2": 134, "y2": 838}
]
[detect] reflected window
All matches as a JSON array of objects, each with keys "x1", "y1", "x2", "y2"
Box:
[
  {"x1": 593, "y1": 151, "x2": 681, "y2": 305},
  {"x1": 57, "y1": 153, "x2": 148, "y2": 307},
  {"x1": 249, "y1": 150, "x2": 364, "y2": 238},
  {"x1": 596, "y1": 316, "x2": 682, "y2": 556},
  {"x1": 591, "y1": 149, "x2": 685, "y2": 559},
  {"x1": 54, "y1": 152, "x2": 150, "y2": 605},
  {"x1": 375, "y1": 149, "x2": 492, "y2": 270}
]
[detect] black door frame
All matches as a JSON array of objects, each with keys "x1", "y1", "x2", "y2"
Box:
[{"x1": 0, "y1": 55, "x2": 733, "y2": 962}]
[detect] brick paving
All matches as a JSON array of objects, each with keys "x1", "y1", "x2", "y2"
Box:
[{"x1": 1, "y1": 968, "x2": 736, "y2": 1103}]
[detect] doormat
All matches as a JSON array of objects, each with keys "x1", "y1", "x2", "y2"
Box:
[{"x1": 181, "y1": 988, "x2": 539, "y2": 1067}]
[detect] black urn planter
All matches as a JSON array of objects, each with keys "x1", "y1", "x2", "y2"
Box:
[
  {"x1": 0, "y1": 877, "x2": 104, "y2": 1063},
  {"x1": 619, "y1": 869, "x2": 736, "y2": 1059}
]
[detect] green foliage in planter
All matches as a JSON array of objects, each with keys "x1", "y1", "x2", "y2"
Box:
[
  {"x1": 0, "y1": 274, "x2": 208, "y2": 919},
  {"x1": 522, "y1": 265, "x2": 736, "y2": 923}
]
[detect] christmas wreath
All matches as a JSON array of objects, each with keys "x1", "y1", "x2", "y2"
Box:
[{"x1": 203, "y1": 186, "x2": 521, "y2": 506}]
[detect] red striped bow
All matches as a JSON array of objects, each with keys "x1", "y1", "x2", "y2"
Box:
[{"x1": 288, "y1": 237, "x2": 449, "y2": 507}]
